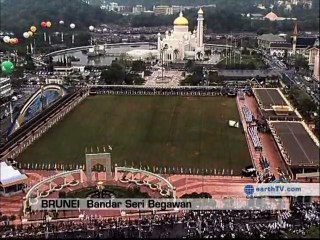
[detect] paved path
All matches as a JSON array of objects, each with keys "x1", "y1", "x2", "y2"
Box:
[
  {"x1": 167, "y1": 175, "x2": 253, "y2": 197},
  {"x1": 0, "y1": 169, "x2": 255, "y2": 218},
  {"x1": 236, "y1": 96, "x2": 263, "y2": 173},
  {"x1": 245, "y1": 95, "x2": 289, "y2": 177}
]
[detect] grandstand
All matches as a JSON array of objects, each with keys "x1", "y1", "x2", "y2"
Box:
[
  {"x1": 242, "y1": 105, "x2": 253, "y2": 123},
  {"x1": 253, "y1": 88, "x2": 301, "y2": 121},
  {"x1": 248, "y1": 126, "x2": 262, "y2": 151},
  {"x1": 269, "y1": 121, "x2": 319, "y2": 170},
  {"x1": 252, "y1": 88, "x2": 319, "y2": 175}
]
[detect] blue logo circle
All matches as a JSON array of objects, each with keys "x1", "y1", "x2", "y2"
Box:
[{"x1": 244, "y1": 185, "x2": 254, "y2": 195}]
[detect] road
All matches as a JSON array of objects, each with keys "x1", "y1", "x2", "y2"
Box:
[
  {"x1": 261, "y1": 52, "x2": 319, "y2": 106},
  {"x1": 0, "y1": 85, "x2": 40, "y2": 135}
]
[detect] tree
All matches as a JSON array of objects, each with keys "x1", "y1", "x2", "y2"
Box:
[
  {"x1": 185, "y1": 60, "x2": 195, "y2": 72},
  {"x1": 100, "y1": 62, "x2": 125, "y2": 85},
  {"x1": 0, "y1": 0, "x2": 124, "y2": 33},
  {"x1": 131, "y1": 60, "x2": 146, "y2": 72},
  {"x1": 295, "y1": 54, "x2": 309, "y2": 70},
  {"x1": 315, "y1": 115, "x2": 319, "y2": 138},
  {"x1": 288, "y1": 86, "x2": 317, "y2": 120},
  {"x1": 24, "y1": 54, "x2": 35, "y2": 71},
  {"x1": 208, "y1": 71, "x2": 224, "y2": 85},
  {"x1": 181, "y1": 75, "x2": 201, "y2": 86},
  {"x1": 126, "y1": 74, "x2": 145, "y2": 85}
]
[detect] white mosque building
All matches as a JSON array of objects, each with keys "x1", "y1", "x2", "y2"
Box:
[
  {"x1": 126, "y1": 9, "x2": 205, "y2": 62},
  {"x1": 157, "y1": 9, "x2": 205, "y2": 62}
]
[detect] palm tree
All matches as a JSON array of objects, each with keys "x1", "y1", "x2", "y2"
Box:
[{"x1": 173, "y1": 49, "x2": 179, "y2": 61}]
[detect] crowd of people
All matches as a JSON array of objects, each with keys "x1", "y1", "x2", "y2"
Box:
[
  {"x1": 89, "y1": 86, "x2": 236, "y2": 97},
  {"x1": 1, "y1": 201, "x2": 319, "y2": 238},
  {"x1": 248, "y1": 126, "x2": 262, "y2": 151}
]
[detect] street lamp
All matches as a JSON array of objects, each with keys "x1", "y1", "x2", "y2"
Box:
[{"x1": 160, "y1": 45, "x2": 168, "y2": 82}]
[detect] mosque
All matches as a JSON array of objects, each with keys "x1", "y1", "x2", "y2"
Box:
[
  {"x1": 157, "y1": 9, "x2": 205, "y2": 62},
  {"x1": 126, "y1": 9, "x2": 205, "y2": 62}
]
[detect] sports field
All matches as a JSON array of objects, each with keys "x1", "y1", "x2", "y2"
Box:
[{"x1": 17, "y1": 95, "x2": 251, "y2": 173}]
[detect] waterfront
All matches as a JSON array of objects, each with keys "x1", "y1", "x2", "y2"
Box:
[{"x1": 53, "y1": 43, "x2": 156, "y2": 66}]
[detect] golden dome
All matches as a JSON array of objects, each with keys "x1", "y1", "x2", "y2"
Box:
[{"x1": 174, "y1": 12, "x2": 189, "y2": 26}]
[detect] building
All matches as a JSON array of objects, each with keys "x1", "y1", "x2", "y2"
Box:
[
  {"x1": 153, "y1": 5, "x2": 173, "y2": 15},
  {"x1": 0, "y1": 77, "x2": 12, "y2": 98},
  {"x1": 0, "y1": 161, "x2": 28, "y2": 196},
  {"x1": 306, "y1": 45, "x2": 320, "y2": 70},
  {"x1": 264, "y1": 11, "x2": 279, "y2": 21},
  {"x1": 257, "y1": 34, "x2": 285, "y2": 49},
  {"x1": 108, "y1": 2, "x2": 118, "y2": 11},
  {"x1": 53, "y1": 66, "x2": 85, "y2": 75},
  {"x1": 118, "y1": 5, "x2": 132, "y2": 14},
  {"x1": 132, "y1": 5, "x2": 145, "y2": 14},
  {"x1": 292, "y1": 23, "x2": 319, "y2": 57},
  {"x1": 45, "y1": 78, "x2": 63, "y2": 85},
  {"x1": 248, "y1": 13, "x2": 264, "y2": 20},
  {"x1": 269, "y1": 42, "x2": 292, "y2": 58},
  {"x1": 157, "y1": 9, "x2": 205, "y2": 62},
  {"x1": 172, "y1": 5, "x2": 182, "y2": 14},
  {"x1": 264, "y1": 11, "x2": 297, "y2": 21}
]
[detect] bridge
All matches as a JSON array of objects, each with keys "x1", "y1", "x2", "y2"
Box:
[{"x1": 44, "y1": 42, "x2": 156, "y2": 57}]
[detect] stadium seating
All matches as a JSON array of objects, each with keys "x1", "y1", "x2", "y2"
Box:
[
  {"x1": 242, "y1": 105, "x2": 253, "y2": 123},
  {"x1": 248, "y1": 126, "x2": 262, "y2": 150}
]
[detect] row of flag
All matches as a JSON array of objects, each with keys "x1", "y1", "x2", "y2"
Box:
[
  {"x1": 17, "y1": 161, "x2": 234, "y2": 175},
  {"x1": 125, "y1": 161, "x2": 234, "y2": 175},
  {"x1": 17, "y1": 162, "x2": 86, "y2": 171}
]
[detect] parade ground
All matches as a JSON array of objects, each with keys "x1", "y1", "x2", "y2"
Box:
[{"x1": 17, "y1": 95, "x2": 250, "y2": 173}]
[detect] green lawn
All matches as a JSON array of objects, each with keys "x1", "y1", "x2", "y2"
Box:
[{"x1": 17, "y1": 95, "x2": 251, "y2": 173}]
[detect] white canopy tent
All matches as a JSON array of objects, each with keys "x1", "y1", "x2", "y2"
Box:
[{"x1": 0, "y1": 161, "x2": 28, "y2": 195}]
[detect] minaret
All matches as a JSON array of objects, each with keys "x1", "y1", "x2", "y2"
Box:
[
  {"x1": 292, "y1": 22, "x2": 298, "y2": 55},
  {"x1": 197, "y1": 8, "x2": 204, "y2": 49},
  {"x1": 157, "y1": 33, "x2": 161, "y2": 59}
]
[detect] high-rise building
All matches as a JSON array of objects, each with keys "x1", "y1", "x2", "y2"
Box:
[
  {"x1": 132, "y1": 5, "x2": 146, "y2": 14},
  {"x1": 153, "y1": 5, "x2": 173, "y2": 15}
]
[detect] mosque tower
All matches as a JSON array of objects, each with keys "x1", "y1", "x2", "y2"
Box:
[
  {"x1": 196, "y1": 8, "x2": 204, "y2": 59},
  {"x1": 292, "y1": 22, "x2": 298, "y2": 55}
]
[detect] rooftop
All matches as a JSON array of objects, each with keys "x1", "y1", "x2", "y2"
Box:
[
  {"x1": 0, "y1": 161, "x2": 28, "y2": 187},
  {"x1": 269, "y1": 42, "x2": 292, "y2": 48},
  {"x1": 271, "y1": 121, "x2": 319, "y2": 167},
  {"x1": 257, "y1": 33, "x2": 285, "y2": 42}
]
